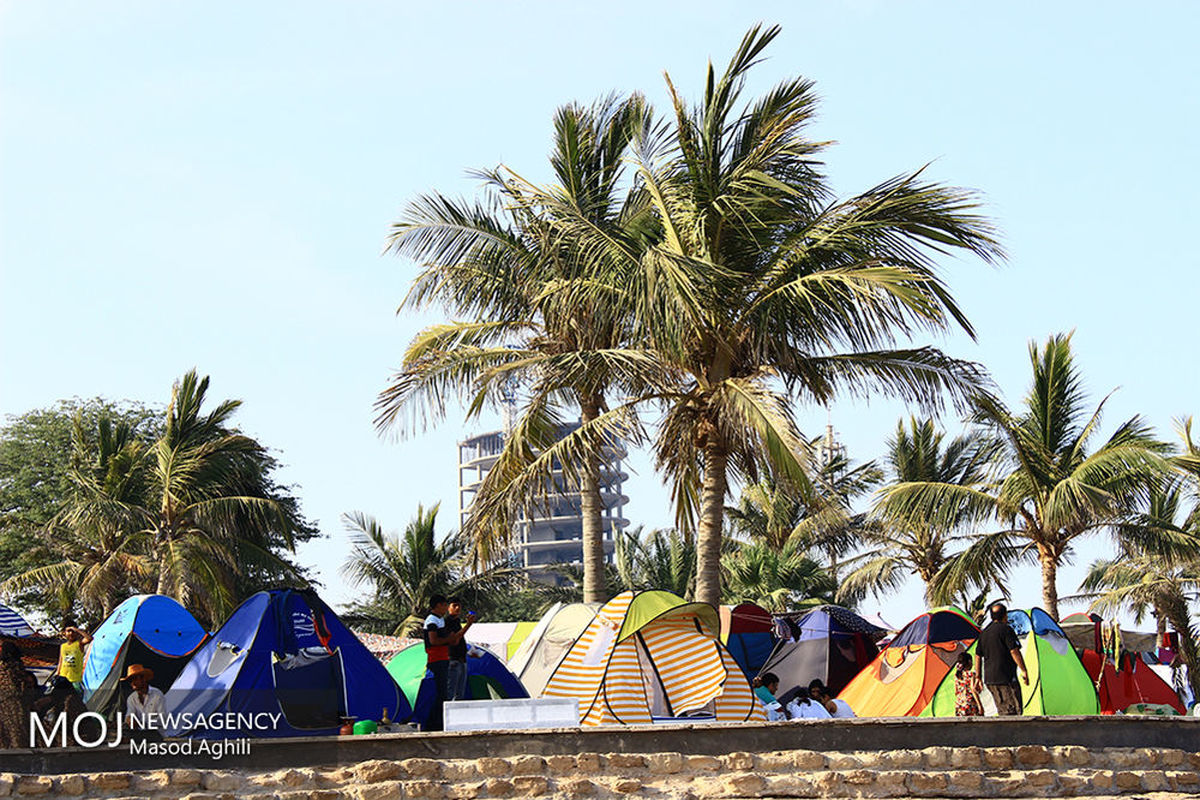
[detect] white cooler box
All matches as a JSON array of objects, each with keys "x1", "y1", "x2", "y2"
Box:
[{"x1": 444, "y1": 697, "x2": 579, "y2": 731}]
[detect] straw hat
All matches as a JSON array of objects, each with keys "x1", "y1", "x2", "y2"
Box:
[{"x1": 119, "y1": 664, "x2": 154, "y2": 681}]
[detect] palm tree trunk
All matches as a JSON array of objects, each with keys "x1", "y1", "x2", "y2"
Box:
[
  {"x1": 579, "y1": 397, "x2": 606, "y2": 604},
  {"x1": 695, "y1": 435, "x2": 729, "y2": 607},
  {"x1": 1038, "y1": 548, "x2": 1059, "y2": 620}
]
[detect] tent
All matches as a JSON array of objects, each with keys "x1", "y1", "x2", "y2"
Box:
[
  {"x1": 507, "y1": 602, "x2": 599, "y2": 697},
  {"x1": 921, "y1": 607, "x2": 1099, "y2": 716},
  {"x1": 838, "y1": 607, "x2": 978, "y2": 717},
  {"x1": 542, "y1": 590, "x2": 765, "y2": 726},
  {"x1": 466, "y1": 621, "x2": 538, "y2": 663},
  {"x1": 385, "y1": 642, "x2": 528, "y2": 729},
  {"x1": 163, "y1": 589, "x2": 408, "y2": 737},
  {"x1": 0, "y1": 602, "x2": 35, "y2": 637},
  {"x1": 719, "y1": 603, "x2": 776, "y2": 681},
  {"x1": 1060, "y1": 613, "x2": 1184, "y2": 714},
  {"x1": 82, "y1": 595, "x2": 208, "y2": 718},
  {"x1": 760, "y1": 605, "x2": 885, "y2": 696}
]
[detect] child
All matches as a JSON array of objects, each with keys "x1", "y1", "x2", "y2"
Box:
[{"x1": 955, "y1": 651, "x2": 983, "y2": 717}]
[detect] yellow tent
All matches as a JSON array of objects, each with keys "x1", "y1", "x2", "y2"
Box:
[{"x1": 542, "y1": 590, "x2": 764, "y2": 726}]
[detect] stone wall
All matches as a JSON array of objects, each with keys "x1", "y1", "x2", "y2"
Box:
[{"x1": 5, "y1": 745, "x2": 1200, "y2": 799}]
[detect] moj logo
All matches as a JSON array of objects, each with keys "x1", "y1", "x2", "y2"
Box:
[{"x1": 30, "y1": 712, "x2": 123, "y2": 749}]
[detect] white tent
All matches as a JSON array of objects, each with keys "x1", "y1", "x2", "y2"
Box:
[{"x1": 508, "y1": 602, "x2": 599, "y2": 697}]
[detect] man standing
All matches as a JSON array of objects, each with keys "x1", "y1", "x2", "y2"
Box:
[
  {"x1": 422, "y1": 594, "x2": 455, "y2": 730},
  {"x1": 975, "y1": 602, "x2": 1029, "y2": 716},
  {"x1": 57, "y1": 626, "x2": 93, "y2": 692},
  {"x1": 445, "y1": 598, "x2": 478, "y2": 702}
]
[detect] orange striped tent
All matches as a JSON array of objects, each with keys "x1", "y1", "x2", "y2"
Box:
[
  {"x1": 838, "y1": 606, "x2": 979, "y2": 717},
  {"x1": 542, "y1": 590, "x2": 765, "y2": 726}
]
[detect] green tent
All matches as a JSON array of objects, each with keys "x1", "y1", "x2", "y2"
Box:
[{"x1": 921, "y1": 607, "x2": 1099, "y2": 717}]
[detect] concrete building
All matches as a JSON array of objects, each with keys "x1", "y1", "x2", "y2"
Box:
[{"x1": 457, "y1": 424, "x2": 629, "y2": 575}]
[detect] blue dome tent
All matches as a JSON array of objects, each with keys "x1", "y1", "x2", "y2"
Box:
[
  {"x1": 163, "y1": 589, "x2": 408, "y2": 737},
  {"x1": 82, "y1": 594, "x2": 208, "y2": 718}
]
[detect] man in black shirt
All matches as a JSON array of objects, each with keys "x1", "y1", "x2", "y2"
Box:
[
  {"x1": 975, "y1": 602, "x2": 1029, "y2": 715},
  {"x1": 445, "y1": 598, "x2": 476, "y2": 702}
]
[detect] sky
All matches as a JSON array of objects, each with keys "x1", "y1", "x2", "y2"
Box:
[{"x1": 2, "y1": 1, "x2": 1197, "y2": 629}]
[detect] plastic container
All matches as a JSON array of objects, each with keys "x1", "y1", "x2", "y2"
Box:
[{"x1": 353, "y1": 719, "x2": 378, "y2": 735}]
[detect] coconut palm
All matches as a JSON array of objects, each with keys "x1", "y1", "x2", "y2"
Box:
[
  {"x1": 1074, "y1": 481, "x2": 1200, "y2": 698},
  {"x1": 881, "y1": 334, "x2": 1173, "y2": 619},
  {"x1": 376, "y1": 94, "x2": 657, "y2": 603},
  {"x1": 2, "y1": 414, "x2": 153, "y2": 624},
  {"x1": 621, "y1": 25, "x2": 1002, "y2": 605},
  {"x1": 339, "y1": 504, "x2": 521, "y2": 635},
  {"x1": 840, "y1": 417, "x2": 998, "y2": 605},
  {"x1": 720, "y1": 540, "x2": 836, "y2": 613}
]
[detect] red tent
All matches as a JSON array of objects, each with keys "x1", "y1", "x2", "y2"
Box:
[{"x1": 1061, "y1": 613, "x2": 1184, "y2": 714}]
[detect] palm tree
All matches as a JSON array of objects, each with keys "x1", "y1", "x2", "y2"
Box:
[
  {"x1": 376, "y1": 95, "x2": 656, "y2": 604},
  {"x1": 340, "y1": 504, "x2": 520, "y2": 635},
  {"x1": 134, "y1": 371, "x2": 304, "y2": 625},
  {"x1": 880, "y1": 334, "x2": 1173, "y2": 619},
  {"x1": 1075, "y1": 481, "x2": 1200, "y2": 699},
  {"x1": 2, "y1": 414, "x2": 152, "y2": 624},
  {"x1": 842, "y1": 417, "x2": 997, "y2": 605},
  {"x1": 720, "y1": 540, "x2": 836, "y2": 613},
  {"x1": 623, "y1": 25, "x2": 1002, "y2": 605},
  {"x1": 611, "y1": 525, "x2": 697, "y2": 598}
]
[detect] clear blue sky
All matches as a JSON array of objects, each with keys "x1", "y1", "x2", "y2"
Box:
[{"x1": 2, "y1": 2, "x2": 1196, "y2": 627}]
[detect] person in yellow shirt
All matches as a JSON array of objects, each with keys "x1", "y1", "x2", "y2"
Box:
[{"x1": 57, "y1": 626, "x2": 92, "y2": 691}]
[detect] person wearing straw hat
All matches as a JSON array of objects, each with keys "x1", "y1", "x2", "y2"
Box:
[{"x1": 122, "y1": 664, "x2": 164, "y2": 731}]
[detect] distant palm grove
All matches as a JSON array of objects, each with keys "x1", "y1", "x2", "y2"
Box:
[{"x1": 2, "y1": 26, "x2": 1198, "y2": 697}]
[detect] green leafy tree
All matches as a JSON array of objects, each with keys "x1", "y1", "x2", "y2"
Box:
[
  {"x1": 881, "y1": 334, "x2": 1173, "y2": 619},
  {"x1": 340, "y1": 504, "x2": 524, "y2": 635},
  {"x1": 720, "y1": 540, "x2": 835, "y2": 612},
  {"x1": 842, "y1": 417, "x2": 997, "y2": 605},
  {"x1": 377, "y1": 94, "x2": 656, "y2": 604},
  {"x1": 611, "y1": 525, "x2": 697, "y2": 599}
]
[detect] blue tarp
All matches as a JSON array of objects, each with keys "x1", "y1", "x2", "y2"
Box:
[{"x1": 162, "y1": 589, "x2": 408, "y2": 738}]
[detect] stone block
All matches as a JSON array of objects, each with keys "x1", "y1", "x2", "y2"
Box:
[
  {"x1": 810, "y1": 772, "x2": 842, "y2": 795},
  {"x1": 646, "y1": 753, "x2": 683, "y2": 774},
  {"x1": 1090, "y1": 770, "x2": 1114, "y2": 790},
  {"x1": 202, "y1": 772, "x2": 241, "y2": 791},
  {"x1": 752, "y1": 753, "x2": 792, "y2": 772},
  {"x1": 1014, "y1": 745, "x2": 1052, "y2": 767},
  {"x1": 762, "y1": 775, "x2": 815, "y2": 798},
  {"x1": 353, "y1": 783, "x2": 406, "y2": 800},
  {"x1": 943, "y1": 770, "x2": 983, "y2": 797},
  {"x1": 513, "y1": 776, "x2": 549, "y2": 796},
  {"x1": 949, "y1": 746, "x2": 982, "y2": 768},
  {"x1": 88, "y1": 773, "x2": 132, "y2": 791},
  {"x1": 575, "y1": 754, "x2": 601, "y2": 772},
  {"x1": 1169, "y1": 769, "x2": 1200, "y2": 789},
  {"x1": 1056, "y1": 771, "x2": 1090, "y2": 795},
  {"x1": 723, "y1": 751, "x2": 754, "y2": 770},
  {"x1": 826, "y1": 753, "x2": 860, "y2": 770},
  {"x1": 486, "y1": 779, "x2": 515, "y2": 797},
  {"x1": 907, "y1": 772, "x2": 948, "y2": 795},
  {"x1": 447, "y1": 783, "x2": 484, "y2": 800},
  {"x1": 53, "y1": 775, "x2": 85, "y2": 796},
  {"x1": 510, "y1": 756, "x2": 545, "y2": 776},
  {"x1": 171, "y1": 769, "x2": 204, "y2": 787},
  {"x1": 0, "y1": 774, "x2": 11, "y2": 798},
  {"x1": 14, "y1": 776, "x2": 52, "y2": 796},
  {"x1": 1026, "y1": 769, "x2": 1056, "y2": 788},
  {"x1": 442, "y1": 762, "x2": 478, "y2": 782},
  {"x1": 840, "y1": 769, "x2": 875, "y2": 786},
  {"x1": 1142, "y1": 770, "x2": 1171, "y2": 791},
  {"x1": 981, "y1": 748, "x2": 1014, "y2": 769},
  {"x1": 790, "y1": 750, "x2": 825, "y2": 769},
  {"x1": 612, "y1": 778, "x2": 642, "y2": 794},
  {"x1": 478, "y1": 758, "x2": 510, "y2": 777},
  {"x1": 1107, "y1": 749, "x2": 1142, "y2": 767},
  {"x1": 1052, "y1": 746, "x2": 1090, "y2": 767},
  {"x1": 881, "y1": 749, "x2": 921, "y2": 769},
  {"x1": 1159, "y1": 749, "x2": 1186, "y2": 767},
  {"x1": 560, "y1": 778, "x2": 595, "y2": 797},
  {"x1": 545, "y1": 755, "x2": 575, "y2": 774},
  {"x1": 406, "y1": 779, "x2": 445, "y2": 798},
  {"x1": 981, "y1": 772, "x2": 1025, "y2": 796},
  {"x1": 402, "y1": 758, "x2": 442, "y2": 779},
  {"x1": 923, "y1": 746, "x2": 952, "y2": 767},
  {"x1": 686, "y1": 755, "x2": 722, "y2": 772},
  {"x1": 357, "y1": 760, "x2": 404, "y2": 783},
  {"x1": 607, "y1": 753, "x2": 646, "y2": 769},
  {"x1": 1114, "y1": 771, "x2": 1142, "y2": 790},
  {"x1": 872, "y1": 771, "x2": 910, "y2": 798},
  {"x1": 723, "y1": 774, "x2": 765, "y2": 795}
]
